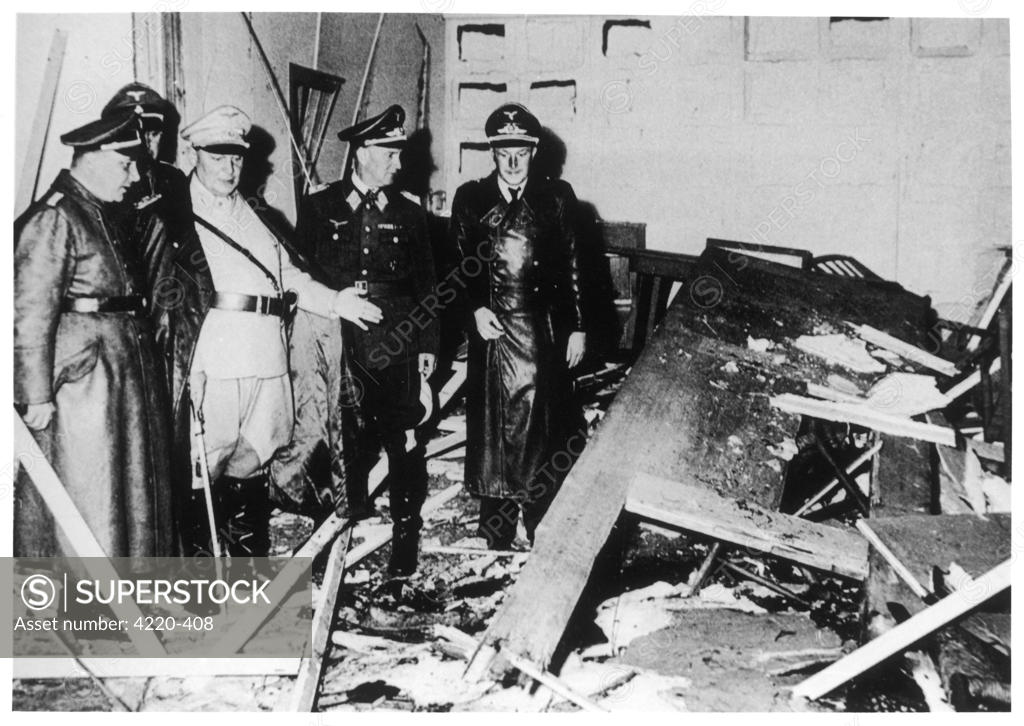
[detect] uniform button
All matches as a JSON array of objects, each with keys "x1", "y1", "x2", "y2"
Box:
[
  {"x1": 392, "y1": 236, "x2": 399, "y2": 243},
  {"x1": 363, "y1": 247, "x2": 370, "y2": 254},
  {"x1": 532, "y1": 260, "x2": 539, "y2": 266},
  {"x1": 332, "y1": 233, "x2": 339, "y2": 241},
  {"x1": 533, "y1": 286, "x2": 539, "y2": 292},
  {"x1": 364, "y1": 226, "x2": 371, "y2": 232},
  {"x1": 361, "y1": 269, "x2": 368, "y2": 275}
]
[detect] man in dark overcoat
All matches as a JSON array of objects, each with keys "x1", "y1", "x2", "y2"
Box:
[
  {"x1": 450, "y1": 103, "x2": 587, "y2": 549},
  {"x1": 14, "y1": 114, "x2": 174, "y2": 557}
]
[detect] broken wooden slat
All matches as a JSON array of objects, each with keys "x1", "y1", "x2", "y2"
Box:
[
  {"x1": 277, "y1": 527, "x2": 354, "y2": 712},
  {"x1": 625, "y1": 472, "x2": 869, "y2": 579},
  {"x1": 771, "y1": 393, "x2": 956, "y2": 446},
  {"x1": 856, "y1": 519, "x2": 930, "y2": 599},
  {"x1": 13, "y1": 416, "x2": 167, "y2": 658},
  {"x1": 944, "y1": 357, "x2": 1002, "y2": 402},
  {"x1": 792, "y1": 558, "x2": 1011, "y2": 701},
  {"x1": 848, "y1": 322, "x2": 957, "y2": 376},
  {"x1": 17, "y1": 29, "x2": 67, "y2": 214},
  {"x1": 436, "y1": 627, "x2": 606, "y2": 712},
  {"x1": 966, "y1": 260, "x2": 1012, "y2": 352},
  {"x1": 794, "y1": 440, "x2": 883, "y2": 516},
  {"x1": 862, "y1": 513, "x2": 1011, "y2": 594}
]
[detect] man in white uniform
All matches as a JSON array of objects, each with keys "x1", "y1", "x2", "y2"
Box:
[{"x1": 173, "y1": 106, "x2": 381, "y2": 556}]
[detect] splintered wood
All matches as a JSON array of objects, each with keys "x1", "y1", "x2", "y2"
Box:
[{"x1": 626, "y1": 472, "x2": 868, "y2": 579}]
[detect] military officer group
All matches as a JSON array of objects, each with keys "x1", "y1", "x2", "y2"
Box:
[{"x1": 13, "y1": 84, "x2": 588, "y2": 604}]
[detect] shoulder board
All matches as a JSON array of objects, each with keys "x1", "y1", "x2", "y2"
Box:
[{"x1": 43, "y1": 191, "x2": 64, "y2": 207}]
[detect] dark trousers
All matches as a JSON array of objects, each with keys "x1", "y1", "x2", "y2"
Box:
[{"x1": 352, "y1": 358, "x2": 428, "y2": 575}]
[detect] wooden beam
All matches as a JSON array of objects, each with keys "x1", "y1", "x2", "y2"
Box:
[
  {"x1": 966, "y1": 260, "x2": 1012, "y2": 352},
  {"x1": 625, "y1": 472, "x2": 869, "y2": 579},
  {"x1": 276, "y1": 527, "x2": 353, "y2": 711},
  {"x1": 14, "y1": 658, "x2": 299, "y2": 679},
  {"x1": 856, "y1": 520, "x2": 930, "y2": 599},
  {"x1": 770, "y1": 394, "x2": 956, "y2": 446},
  {"x1": 13, "y1": 416, "x2": 167, "y2": 657},
  {"x1": 791, "y1": 559, "x2": 1011, "y2": 701},
  {"x1": 17, "y1": 29, "x2": 67, "y2": 215},
  {"x1": 848, "y1": 323, "x2": 957, "y2": 376},
  {"x1": 943, "y1": 357, "x2": 1001, "y2": 401}
]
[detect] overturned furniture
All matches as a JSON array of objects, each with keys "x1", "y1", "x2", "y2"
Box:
[{"x1": 467, "y1": 241, "x2": 1011, "y2": 711}]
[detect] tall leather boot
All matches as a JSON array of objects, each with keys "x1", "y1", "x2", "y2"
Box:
[
  {"x1": 222, "y1": 474, "x2": 272, "y2": 557},
  {"x1": 387, "y1": 444, "x2": 427, "y2": 577}
]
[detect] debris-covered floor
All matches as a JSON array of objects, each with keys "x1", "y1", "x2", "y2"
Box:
[{"x1": 13, "y1": 408, "x2": 977, "y2": 713}]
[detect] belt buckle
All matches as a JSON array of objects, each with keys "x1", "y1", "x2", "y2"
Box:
[
  {"x1": 259, "y1": 296, "x2": 271, "y2": 315},
  {"x1": 355, "y1": 280, "x2": 368, "y2": 294}
]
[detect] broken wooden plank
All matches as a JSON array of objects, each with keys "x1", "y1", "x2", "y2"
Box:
[
  {"x1": 791, "y1": 558, "x2": 1010, "y2": 701},
  {"x1": 943, "y1": 357, "x2": 1001, "y2": 401},
  {"x1": 13, "y1": 658, "x2": 300, "y2": 679},
  {"x1": 771, "y1": 393, "x2": 956, "y2": 446},
  {"x1": 436, "y1": 627, "x2": 606, "y2": 712},
  {"x1": 625, "y1": 472, "x2": 869, "y2": 579},
  {"x1": 276, "y1": 527, "x2": 354, "y2": 712},
  {"x1": 17, "y1": 29, "x2": 67, "y2": 214},
  {"x1": 217, "y1": 481, "x2": 462, "y2": 655},
  {"x1": 794, "y1": 440, "x2": 883, "y2": 516},
  {"x1": 848, "y1": 322, "x2": 957, "y2": 376},
  {"x1": 863, "y1": 513, "x2": 1011, "y2": 596},
  {"x1": 13, "y1": 416, "x2": 167, "y2": 658},
  {"x1": 966, "y1": 259, "x2": 1012, "y2": 352},
  {"x1": 856, "y1": 519, "x2": 930, "y2": 599}
]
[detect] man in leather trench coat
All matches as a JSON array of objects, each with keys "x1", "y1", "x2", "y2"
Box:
[
  {"x1": 450, "y1": 103, "x2": 587, "y2": 550},
  {"x1": 297, "y1": 105, "x2": 439, "y2": 579},
  {"x1": 14, "y1": 114, "x2": 174, "y2": 557},
  {"x1": 157, "y1": 105, "x2": 380, "y2": 558}
]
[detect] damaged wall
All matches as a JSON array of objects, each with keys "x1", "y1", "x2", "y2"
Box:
[
  {"x1": 178, "y1": 12, "x2": 446, "y2": 226},
  {"x1": 15, "y1": 13, "x2": 137, "y2": 213},
  {"x1": 441, "y1": 15, "x2": 1011, "y2": 319}
]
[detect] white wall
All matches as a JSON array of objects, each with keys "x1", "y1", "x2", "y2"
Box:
[
  {"x1": 16, "y1": 14, "x2": 136, "y2": 214},
  {"x1": 441, "y1": 15, "x2": 1011, "y2": 319}
]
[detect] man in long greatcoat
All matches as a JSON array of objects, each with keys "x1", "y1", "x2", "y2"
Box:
[
  {"x1": 14, "y1": 114, "x2": 174, "y2": 557},
  {"x1": 450, "y1": 103, "x2": 587, "y2": 549}
]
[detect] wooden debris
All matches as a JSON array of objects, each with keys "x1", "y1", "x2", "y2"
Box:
[
  {"x1": 625, "y1": 472, "x2": 869, "y2": 579},
  {"x1": 794, "y1": 440, "x2": 883, "y2": 516},
  {"x1": 434, "y1": 626, "x2": 607, "y2": 712},
  {"x1": 856, "y1": 519, "x2": 930, "y2": 599},
  {"x1": 848, "y1": 323, "x2": 957, "y2": 376},
  {"x1": 793, "y1": 333, "x2": 886, "y2": 374},
  {"x1": 792, "y1": 559, "x2": 1011, "y2": 701},
  {"x1": 771, "y1": 393, "x2": 956, "y2": 446},
  {"x1": 276, "y1": 527, "x2": 354, "y2": 711}
]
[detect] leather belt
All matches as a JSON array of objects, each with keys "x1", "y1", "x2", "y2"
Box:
[
  {"x1": 355, "y1": 279, "x2": 413, "y2": 296},
  {"x1": 62, "y1": 295, "x2": 146, "y2": 314},
  {"x1": 211, "y1": 291, "x2": 297, "y2": 317}
]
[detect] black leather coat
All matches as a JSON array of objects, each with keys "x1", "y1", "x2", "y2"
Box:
[{"x1": 450, "y1": 172, "x2": 584, "y2": 498}]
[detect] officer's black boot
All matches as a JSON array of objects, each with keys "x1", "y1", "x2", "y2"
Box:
[
  {"x1": 222, "y1": 474, "x2": 272, "y2": 557},
  {"x1": 478, "y1": 496, "x2": 519, "y2": 550},
  {"x1": 386, "y1": 445, "x2": 427, "y2": 577}
]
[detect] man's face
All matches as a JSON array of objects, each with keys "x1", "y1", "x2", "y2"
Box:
[
  {"x1": 194, "y1": 147, "x2": 244, "y2": 197},
  {"x1": 356, "y1": 145, "x2": 402, "y2": 188},
  {"x1": 143, "y1": 130, "x2": 163, "y2": 161},
  {"x1": 81, "y1": 150, "x2": 140, "y2": 203},
  {"x1": 492, "y1": 145, "x2": 535, "y2": 188}
]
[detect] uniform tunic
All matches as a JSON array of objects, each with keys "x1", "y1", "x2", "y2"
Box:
[
  {"x1": 188, "y1": 175, "x2": 337, "y2": 475},
  {"x1": 298, "y1": 176, "x2": 438, "y2": 545},
  {"x1": 450, "y1": 172, "x2": 584, "y2": 500},
  {"x1": 13, "y1": 170, "x2": 174, "y2": 557}
]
